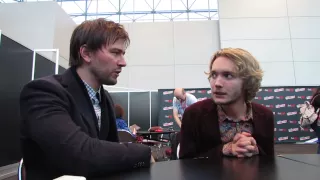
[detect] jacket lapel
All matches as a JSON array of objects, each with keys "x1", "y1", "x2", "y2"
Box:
[
  {"x1": 251, "y1": 103, "x2": 267, "y2": 136},
  {"x1": 99, "y1": 89, "x2": 119, "y2": 142},
  {"x1": 203, "y1": 101, "x2": 222, "y2": 144},
  {"x1": 60, "y1": 67, "x2": 99, "y2": 136},
  {"x1": 99, "y1": 89, "x2": 109, "y2": 140},
  {"x1": 252, "y1": 103, "x2": 265, "y2": 123}
]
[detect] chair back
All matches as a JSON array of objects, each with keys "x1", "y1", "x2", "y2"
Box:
[
  {"x1": 176, "y1": 143, "x2": 180, "y2": 159},
  {"x1": 169, "y1": 132, "x2": 181, "y2": 160},
  {"x1": 118, "y1": 130, "x2": 136, "y2": 143},
  {"x1": 18, "y1": 159, "x2": 26, "y2": 180}
]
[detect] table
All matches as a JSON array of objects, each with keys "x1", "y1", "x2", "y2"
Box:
[
  {"x1": 94, "y1": 155, "x2": 320, "y2": 180},
  {"x1": 136, "y1": 131, "x2": 179, "y2": 135},
  {"x1": 136, "y1": 130, "x2": 179, "y2": 142},
  {"x1": 278, "y1": 154, "x2": 320, "y2": 167}
]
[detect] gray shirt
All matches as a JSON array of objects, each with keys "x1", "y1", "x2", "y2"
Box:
[{"x1": 173, "y1": 93, "x2": 198, "y2": 117}]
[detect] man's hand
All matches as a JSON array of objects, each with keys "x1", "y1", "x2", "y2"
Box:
[
  {"x1": 232, "y1": 132, "x2": 252, "y2": 143},
  {"x1": 150, "y1": 155, "x2": 156, "y2": 163},
  {"x1": 173, "y1": 109, "x2": 182, "y2": 128},
  {"x1": 231, "y1": 132, "x2": 258, "y2": 158}
]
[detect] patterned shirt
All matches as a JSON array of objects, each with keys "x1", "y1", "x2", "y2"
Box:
[
  {"x1": 83, "y1": 81, "x2": 101, "y2": 130},
  {"x1": 218, "y1": 103, "x2": 259, "y2": 156}
]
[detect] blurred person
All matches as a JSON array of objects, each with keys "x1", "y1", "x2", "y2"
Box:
[
  {"x1": 114, "y1": 104, "x2": 137, "y2": 137},
  {"x1": 172, "y1": 88, "x2": 198, "y2": 128},
  {"x1": 310, "y1": 87, "x2": 320, "y2": 154},
  {"x1": 19, "y1": 18, "x2": 153, "y2": 179},
  {"x1": 179, "y1": 48, "x2": 274, "y2": 159}
]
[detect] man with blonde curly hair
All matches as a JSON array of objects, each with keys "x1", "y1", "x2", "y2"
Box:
[{"x1": 179, "y1": 48, "x2": 274, "y2": 159}]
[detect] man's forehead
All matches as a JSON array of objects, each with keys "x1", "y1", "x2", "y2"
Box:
[
  {"x1": 108, "y1": 44, "x2": 126, "y2": 50},
  {"x1": 211, "y1": 69, "x2": 237, "y2": 74},
  {"x1": 211, "y1": 67, "x2": 237, "y2": 74},
  {"x1": 211, "y1": 56, "x2": 237, "y2": 71},
  {"x1": 211, "y1": 63, "x2": 237, "y2": 73},
  {"x1": 107, "y1": 39, "x2": 127, "y2": 50}
]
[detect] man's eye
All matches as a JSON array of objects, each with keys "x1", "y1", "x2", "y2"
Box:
[{"x1": 224, "y1": 74, "x2": 233, "y2": 79}]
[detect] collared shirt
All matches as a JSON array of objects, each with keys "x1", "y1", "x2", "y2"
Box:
[
  {"x1": 218, "y1": 103, "x2": 253, "y2": 143},
  {"x1": 83, "y1": 81, "x2": 101, "y2": 130},
  {"x1": 218, "y1": 103, "x2": 259, "y2": 156}
]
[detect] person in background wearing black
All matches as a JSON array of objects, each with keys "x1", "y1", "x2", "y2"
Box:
[
  {"x1": 310, "y1": 87, "x2": 320, "y2": 154},
  {"x1": 19, "y1": 18, "x2": 153, "y2": 179}
]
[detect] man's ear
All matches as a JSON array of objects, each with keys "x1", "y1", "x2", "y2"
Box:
[{"x1": 79, "y1": 45, "x2": 92, "y2": 63}]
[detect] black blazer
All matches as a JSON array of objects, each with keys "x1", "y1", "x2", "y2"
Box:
[
  {"x1": 179, "y1": 99, "x2": 275, "y2": 159},
  {"x1": 19, "y1": 67, "x2": 151, "y2": 179}
]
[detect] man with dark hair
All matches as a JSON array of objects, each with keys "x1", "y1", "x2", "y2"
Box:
[
  {"x1": 179, "y1": 48, "x2": 274, "y2": 159},
  {"x1": 19, "y1": 18, "x2": 152, "y2": 179}
]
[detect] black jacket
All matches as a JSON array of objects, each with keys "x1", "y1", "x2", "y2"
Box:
[{"x1": 19, "y1": 67, "x2": 151, "y2": 179}]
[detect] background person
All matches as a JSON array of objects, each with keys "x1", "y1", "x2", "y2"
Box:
[{"x1": 172, "y1": 88, "x2": 197, "y2": 128}]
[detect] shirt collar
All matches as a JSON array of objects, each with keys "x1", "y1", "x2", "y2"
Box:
[
  {"x1": 217, "y1": 102, "x2": 253, "y2": 123},
  {"x1": 83, "y1": 81, "x2": 101, "y2": 102}
]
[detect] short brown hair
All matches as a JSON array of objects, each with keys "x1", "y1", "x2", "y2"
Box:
[
  {"x1": 114, "y1": 104, "x2": 125, "y2": 119},
  {"x1": 207, "y1": 48, "x2": 263, "y2": 102},
  {"x1": 69, "y1": 18, "x2": 130, "y2": 67}
]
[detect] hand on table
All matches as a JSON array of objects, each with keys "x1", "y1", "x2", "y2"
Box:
[{"x1": 232, "y1": 132, "x2": 258, "y2": 158}]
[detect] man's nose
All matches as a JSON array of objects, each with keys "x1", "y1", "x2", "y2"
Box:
[
  {"x1": 118, "y1": 55, "x2": 127, "y2": 67},
  {"x1": 214, "y1": 76, "x2": 223, "y2": 88}
]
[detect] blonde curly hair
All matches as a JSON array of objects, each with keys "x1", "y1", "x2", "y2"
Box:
[{"x1": 207, "y1": 48, "x2": 263, "y2": 102}]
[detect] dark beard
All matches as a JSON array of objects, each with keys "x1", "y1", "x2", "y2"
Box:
[{"x1": 91, "y1": 67, "x2": 117, "y2": 86}]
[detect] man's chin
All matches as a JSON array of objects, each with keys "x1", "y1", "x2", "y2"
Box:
[
  {"x1": 213, "y1": 99, "x2": 231, "y2": 105},
  {"x1": 214, "y1": 101, "x2": 227, "y2": 105},
  {"x1": 102, "y1": 79, "x2": 117, "y2": 86}
]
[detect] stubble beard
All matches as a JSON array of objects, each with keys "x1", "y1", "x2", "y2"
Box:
[{"x1": 213, "y1": 92, "x2": 242, "y2": 106}]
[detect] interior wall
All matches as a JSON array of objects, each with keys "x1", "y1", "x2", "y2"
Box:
[
  {"x1": 0, "y1": 35, "x2": 31, "y2": 167},
  {"x1": 109, "y1": 92, "x2": 159, "y2": 131},
  {"x1": 53, "y1": 2, "x2": 77, "y2": 67},
  {"x1": 129, "y1": 92, "x2": 151, "y2": 130},
  {"x1": 109, "y1": 92, "x2": 129, "y2": 122},
  {"x1": 218, "y1": 0, "x2": 320, "y2": 86},
  {"x1": 34, "y1": 53, "x2": 66, "y2": 79},
  {"x1": 106, "y1": 20, "x2": 220, "y2": 91},
  {"x1": 0, "y1": 34, "x2": 66, "y2": 167},
  {"x1": 0, "y1": 2, "x2": 75, "y2": 69},
  {"x1": 0, "y1": 2, "x2": 55, "y2": 64}
]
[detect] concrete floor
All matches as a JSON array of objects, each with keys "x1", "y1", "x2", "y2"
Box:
[{"x1": 3, "y1": 144, "x2": 319, "y2": 180}]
